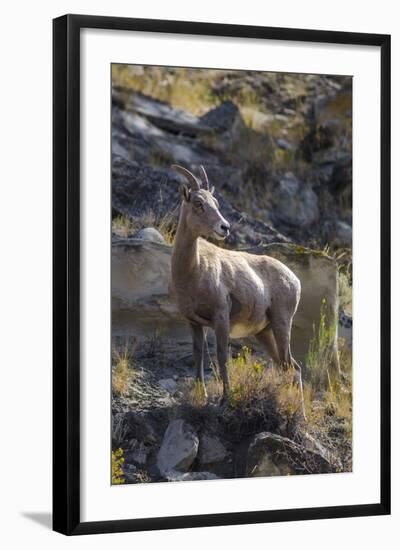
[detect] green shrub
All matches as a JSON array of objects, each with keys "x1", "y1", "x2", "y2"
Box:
[{"x1": 305, "y1": 298, "x2": 338, "y2": 389}]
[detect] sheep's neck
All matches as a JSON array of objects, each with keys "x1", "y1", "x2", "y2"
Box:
[{"x1": 172, "y1": 210, "x2": 200, "y2": 283}]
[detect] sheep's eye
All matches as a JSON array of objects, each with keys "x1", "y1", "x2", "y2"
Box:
[{"x1": 194, "y1": 201, "x2": 204, "y2": 211}]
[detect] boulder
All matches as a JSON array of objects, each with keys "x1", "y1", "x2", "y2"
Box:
[
  {"x1": 200, "y1": 100, "x2": 245, "y2": 139},
  {"x1": 198, "y1": 435, "x2": 228, "y2": 465},
  {"x1": 136, "y1": 227, "x2": 166, "y2": 244},
  {"x1": 156, "y1": 420, "x2": 199, "y2": 476},
  {"x1": 246, "y1": 432, "x2": 335, "y2": 477},
  {"x1": 273, "y1": 172, "x2": 319, "y2": 227},
  {"x1": 112, "y1": 239, "x2": 339, "y2": 368}
]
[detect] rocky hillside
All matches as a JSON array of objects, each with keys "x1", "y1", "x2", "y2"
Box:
[
  {"x1": 112, "y1": 67, "x2": 352, "y2": 249},
  {"x1": 111, "y1": 67, "x2": 353, "y2": 485}
]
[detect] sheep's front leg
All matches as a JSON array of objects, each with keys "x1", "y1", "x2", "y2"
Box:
[
  {"x1": 214, "y1": 314, "x2": 230, "y2": 406},
  {"x1": 190, "y1": 323, "x2": 207, "y2": 398}
]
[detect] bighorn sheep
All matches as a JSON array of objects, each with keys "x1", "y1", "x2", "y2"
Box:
[{"x1": 170, "y1": 164, "x2": 305, "y2": 415}]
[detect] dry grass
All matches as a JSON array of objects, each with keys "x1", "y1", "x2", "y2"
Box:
[
  {"x1": 112, "y1": 65, "x2": 216, "y2": 116},
  {"x1": 338, "y1": 265, "x2": 352, "y2": 313},
  {"x1": 185, "y1": 346, "x2": 304, "y2": 425},
  {"x1": 135, "y1": 469, "x2": 151, "y2": 483},
  {"x1": 156, "y1": 207, "x2": 179, "y2": 245},
  {"x1": 338, "y1": 271, "x2": 352, "y2": 312},
  {"x1": 326, "y1": 342, "x2": 352, "y2": 434},
  {"x1": 112, "y1": 206, "x2": 178, "y2": 245},
  {"x1": 112, "y1": 211, "x2": 155, "y2": 238},
  {"x1": 302, "y1": 316, "x2": 352, "y2": 452},
  {"x1": 226, "y1": 347, "x2": 272, "y2": 407},
  {"x1": 112, "y1": 345, "x2": 134, "y2": 396},
  {"x1": 148, "y1": 149, "x2": 175, "y2": 167},
  {"x1": 112, "y1": 214, "x2": 135, "y2": 238},
  {"x1": 112, "y1": 66, "x2": 276, "y2": 117}
]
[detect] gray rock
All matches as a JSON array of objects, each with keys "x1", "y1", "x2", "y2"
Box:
[
  {"x1": 198, "y1": 435, "x2": 228, "y2": 465},
  {"x1": 274, "y1": 113, "x2": 289, "y2": 122},
  {"x1": 278, "y1": 173, "x2": 319, "y2": 225},
  {"x1": 137, "y1": 227, "x2": 166, "y2": 244},
  {"x1": 125, "y1": 439, "x2": 149, "y2": 465},
  {"x1": 200, "y1": 100, "x2": 245, "y2": 137},
  {"x1": 157, "y1": 420, "x2": 199, "y2": 476},
  {"x1": 248, "y1": 453, "x2": 283, "y2": 477},
  {"x1": 276, "y1": 138, "x2": 294, "y2": 151},
  {"x1": 158, "y1": 378, "x2": 178, "y2": 394},
  {"x1": 335, "y1": 220, "x2": 352, "y2": 247},
  {"x1": 165, "y1": 471, "x2": 219, "y2": 482},
  {"x1": 122, "y1": 462, "x2": 138, "y2": 484},
  {"x1": 246, "y1": 432, "x2": 335, "y2": 477},
  {"x1": 114, "y1": 88, "x2": 212, "y2": 136},
  {"x1": 114, "y1": 368, "x2": 175, "y2": 413},
  {"x1": 302, "y1": 432, "x2": 339, "y2": 467},
  {"x1": 273, "y1": 172, "x2": 319, "y2": 227},
  {"x1": 338, "y1": 308, "x2": 352, "y2": 349}
]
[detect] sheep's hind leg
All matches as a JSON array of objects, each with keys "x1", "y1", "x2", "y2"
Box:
[
  {"x1": 255, "y1": 325, "x2": 280, "y2": 366},
  {"x1": 190, "y1": 323, "x2": 207, "y2": 399},
  {"x1": 270, "y1": 314, "x2": 307, "y2": 421},
  {"x1": 214, "y1": 315, "x2": 230, "y2": 408}
]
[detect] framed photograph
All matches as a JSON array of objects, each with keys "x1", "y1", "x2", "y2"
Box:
[{"x1": 53, "y1": 14, "x2": 390, "y2": 535}]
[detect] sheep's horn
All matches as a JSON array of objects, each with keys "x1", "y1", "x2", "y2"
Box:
[
  {"x1": 171, "y1": 164, "x2": 200, "y2": 190},
  {"x1": 199, "y1": 165, "x2": 209, "y2": 190}
]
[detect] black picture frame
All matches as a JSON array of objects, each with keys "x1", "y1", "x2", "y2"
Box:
[{"x1": 53, "y1": 14, "x2": 391, "y2": 536}]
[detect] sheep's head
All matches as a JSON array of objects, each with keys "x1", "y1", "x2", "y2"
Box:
[{"x1": 172, "y1": 164, "x2": 230, "y2": 240}]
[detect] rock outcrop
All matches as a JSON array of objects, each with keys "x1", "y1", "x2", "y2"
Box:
[
  {"x1": 112, "y1": 238, "x2": 339, "y2": 367},
  {"x1": 246, "y1": 432, "x2": 336, "y2": 477}
]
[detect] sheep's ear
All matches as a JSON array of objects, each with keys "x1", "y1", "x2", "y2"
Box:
[
  {"x1": 180, "y1": 183, "x2": 190, "y2": 202},
  {"x1": 210, "y1": 185, "x2": 215, "y2": 195}
]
